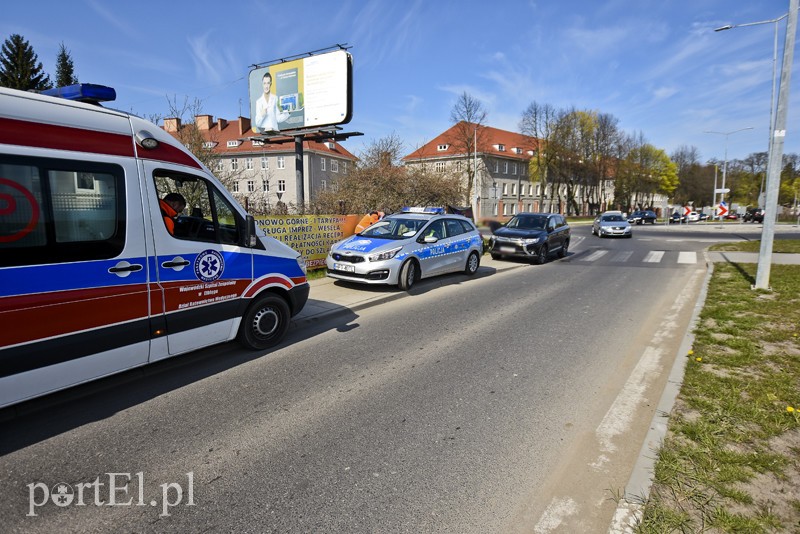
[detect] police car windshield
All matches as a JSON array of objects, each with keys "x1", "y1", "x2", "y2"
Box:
[{"x1": 360, "y1": 217, "x2": 427, "y2": 239}]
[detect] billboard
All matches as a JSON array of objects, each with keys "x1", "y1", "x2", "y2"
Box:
[{"x1": 248, "y1": 49, "x2": 353, "y2": 135}]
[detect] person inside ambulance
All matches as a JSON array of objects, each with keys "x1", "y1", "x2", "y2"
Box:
[{"x1": 159, "y1": 192, "x2": 187, "y2": 235}]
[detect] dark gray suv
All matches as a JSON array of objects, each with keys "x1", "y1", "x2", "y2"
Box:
[{"x1": 489, "y1": 212, "x2": 571, "y2": 264}]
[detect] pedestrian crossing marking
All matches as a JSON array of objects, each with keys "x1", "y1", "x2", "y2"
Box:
[
  {"x1": 677, "y1": 251, "x2": 697, "y2": 264},
  {"x1": 643, "y1": 251, "x2": 665, "y2": 263},
  {"x1": 611, "y1": 251, "x2": 633, "y2": 262},
  {"x1": 584, "y1": 250, "x2": 609, "y2": 262}
]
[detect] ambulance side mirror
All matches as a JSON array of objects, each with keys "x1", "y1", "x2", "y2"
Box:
[{"x1": 245, "y1": 215, "x2": 258, "y2": 247}]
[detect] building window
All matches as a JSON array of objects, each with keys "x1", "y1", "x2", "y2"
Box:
[
  {"x1": 261, "y1": 156, "x2": 268, "y2": 170},
  {"x1": 437, "y1": 144, "x2": 449, "y2": 151},
  {"x1": 493, "y1": 203, "x2": 498, "y2": 216},
  {"x1": 277, "y1": 156, "x2": 285, "y2": 169},
  {"x1": 536, "y1": 184, "x2": 541, "y2": 196},
  {"x1": 528, "y1": 184, "x2": 534, "y2": 196},
  {"x1": 503, "y1": 161, "x2": 508, "y2": 174},
  {"x1": 226, "y1": 140, "x2": 241, "y2": 148},
  {"x1": 321, "y1": 158, "x2": 326, "y2": 171},
  {"x1": 503, "y1": 183, "x2": 508, "y2": 196},
  {"x1": 342, "y1": 161, "x2": 347, "y2": 174},
  {"x1": 232, "y1": 181, "x2": 239, "y2": 193},
  {"x1": 511, "y1": 203, "x2": 517, "y2": 215},
  {"x1": 262, "y1": 180, "x2": 269, "y2": 192},
  {"x1": 455, "y1": 161, "x2": 462, "y2": 172},
  {"x1": 247, "y1": 180, "x2": 255, "y2": 192},
  {"x1": 512, "y1": 163, "x2": 517, "y2": 175},
  {"x1": 331, "y1": 160, "x2": 339, "y2": 173},
  {"x1": 216, "y1": 159, "x2": 224, "y2": 171},
  {"x1": 230, "y1": 158, "x2": 238, "y2": 171},
  {"x1": 435, "y1": 161, "x2": 446, "y2": 173},
  {"x1": 511, "y1": 183, "x2": 516, "y2": 196},
  {"x1": 246, "y1": 158, "x2": 253, "y2": 170},
  {"x1": 494, "y1": 160, "x2": 499, "y2": 173},
  {"x1": 278, "y1": 180, "x2": 286, "y2": 193},
  {"x1": 503, "y1": 203, "x2": 509, "y2": 215},
  {"x1": 321, "y1": 179, "x2": 327, "y2": 190}
]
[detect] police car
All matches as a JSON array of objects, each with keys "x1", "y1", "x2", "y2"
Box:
[{"x1": 326, "y1": 208, "x2": 483, "y2": 290}]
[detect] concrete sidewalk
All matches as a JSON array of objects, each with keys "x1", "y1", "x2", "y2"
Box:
[{"x1": 707, "y1": 251, "x2": 800, "y2": 265}]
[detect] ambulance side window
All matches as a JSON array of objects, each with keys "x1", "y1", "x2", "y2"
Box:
[
  {"x1": 0, "y1": 155, "x2": 125, "y2": 268},
  {"x1": 153, "y1": 171, "x2": 241, "y2": 245}
]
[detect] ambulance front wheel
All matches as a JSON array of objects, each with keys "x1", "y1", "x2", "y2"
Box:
[{"x1": 239, "y1": 294, "x2": 290, "y2": 350}]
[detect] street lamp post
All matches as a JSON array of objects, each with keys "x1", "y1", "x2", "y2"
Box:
[
  {"x1": 704, "y1": 127, "x2": 754, "y2": 214},
  {"x1": 757, "y1": 0, "x2": 798, "y2": 289},
  {"x1": 716, "y1": 13, "x2": 788, "y2": 208}
]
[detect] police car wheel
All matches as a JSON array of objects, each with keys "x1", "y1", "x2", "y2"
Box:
[
  {"x1": 398, "y1": 260, "x2": 417, "y2": 290},
  {"x1": 238, "y1": 294, "x2": 290, "y2": 350},
  {"x1": 465, "y1": 251, "x2": 480, "y2": 275}
]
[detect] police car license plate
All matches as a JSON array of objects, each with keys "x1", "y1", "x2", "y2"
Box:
[{"x1": 334, "y1": 263, "x2": 355, "y2": 273}]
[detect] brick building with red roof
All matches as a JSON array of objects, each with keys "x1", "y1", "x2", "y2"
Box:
[{"x1": 163, "y1": 115, "x2": 357, "y2": 212}]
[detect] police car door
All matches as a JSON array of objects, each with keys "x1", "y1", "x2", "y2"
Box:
[
  {"x1": 146, "y1": 165, "x2": 251, "y2": 358},
  {"x1": 443, "y1": 218, "x2": 469, "y2": 273},
  {"x1": 418, "y1": 219, "x2": 448, "y2": 277}
]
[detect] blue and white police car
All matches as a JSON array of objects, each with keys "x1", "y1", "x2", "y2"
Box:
[{"x1": 326, "y1": 208, "x2": 483, "y2": 290}]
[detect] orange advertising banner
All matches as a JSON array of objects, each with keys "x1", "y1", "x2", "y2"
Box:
[{"x1": 255, "y1": 214, "x2": 360, "y2": 269}]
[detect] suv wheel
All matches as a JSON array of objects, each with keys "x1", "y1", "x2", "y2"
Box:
[{"x1": 535, "y1": 244, "x2": 548, "y2": 265}]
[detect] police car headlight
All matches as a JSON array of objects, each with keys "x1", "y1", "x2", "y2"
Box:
[
  {"x1": 521, "y1": 237, "x2": 540, "y2": 244},
  {"x1": 297, "y1": 255, "x2": 307, "y2": 275},
  {"x1": 368, "y1": 247, "x2": 402, "y2": 262}
]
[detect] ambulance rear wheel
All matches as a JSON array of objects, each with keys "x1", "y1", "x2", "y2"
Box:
[{"x1": 239, "y1": 294, "x2": 290, "y2": 350}]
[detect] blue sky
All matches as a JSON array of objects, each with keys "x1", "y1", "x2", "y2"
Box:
[{"x1": 3, "y1": 0, "x2": 799, "y2": 162}]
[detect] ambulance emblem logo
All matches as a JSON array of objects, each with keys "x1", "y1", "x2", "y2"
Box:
[{"x1": 194, "y1": 249, "x2": 224, "y2": 282}]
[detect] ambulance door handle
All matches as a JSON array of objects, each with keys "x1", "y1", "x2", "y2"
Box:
[
  {"x1": 162, "y1": 257, "x2": 190, "y2": 270},
  {"x1": 108, "y1": 261, "x2": 143, "y2": 278}
]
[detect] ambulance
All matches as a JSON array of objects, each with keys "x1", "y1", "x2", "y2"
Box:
[{"x1": 0, "y1": 84, "x2": 309, "y2": 408}]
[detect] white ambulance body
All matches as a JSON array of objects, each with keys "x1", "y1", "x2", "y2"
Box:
[{"x1": 0, "y1": 85, "x2": 309, "y2": 409}]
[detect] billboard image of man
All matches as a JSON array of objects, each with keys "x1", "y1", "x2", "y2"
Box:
[{"x1": 254, "y1": 72, "x2": 289, "y2": 133}]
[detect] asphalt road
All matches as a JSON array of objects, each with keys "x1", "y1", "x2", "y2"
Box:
[{"x1": 0, "y1": 222, "x2": 796, "y2": 533}]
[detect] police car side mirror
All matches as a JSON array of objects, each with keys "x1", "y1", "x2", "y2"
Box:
[{"x1": 423, "y1": 236, "x2": 438, "y2": 244}]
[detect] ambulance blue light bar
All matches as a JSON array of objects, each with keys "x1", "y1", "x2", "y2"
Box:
[
  {"x1": 40, "y1": 83, "x2": 116, "y2": 104},
  {"x1": 401, "y1": 206, "x2": 445, "y2": 214}
]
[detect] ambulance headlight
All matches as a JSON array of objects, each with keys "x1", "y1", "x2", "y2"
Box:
[{"x1": 368, "y1": 247, "x2": 402, "y2": 262}]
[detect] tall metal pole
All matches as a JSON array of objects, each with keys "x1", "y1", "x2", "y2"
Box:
[{"x1": 756, "y1": 0, "x2": 798, "y2": 290}]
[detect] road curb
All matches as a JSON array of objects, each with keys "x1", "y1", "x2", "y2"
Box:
[{"x1": 608, "y1": 253, "x2": 715, "y2": 532}]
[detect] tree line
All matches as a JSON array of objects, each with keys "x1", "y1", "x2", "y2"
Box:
[{"x1": 0, "y1": 34, "x2": 78, "y2": 91}]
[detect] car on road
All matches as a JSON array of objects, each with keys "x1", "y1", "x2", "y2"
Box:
[
  {"x1": 743, "y1": 207, "x2": 765, "y2": 223},
  {"x1": 488, "y1": 212, "x2": 571, "y2": 264},
  {"x1": 627, "y1": 210, "x2": 657, "y2": 225},
  {"x1": 669, "y1": 212, "x2": 686, "y2": 224},
  {"x1": 326, "y1": 208, "x2": 483, "y2": 290},
  {"x1": 592, "y1": 211, "x2": 633, "y2": 238},
  {"x1": 698, "y1": 212, "x2": 710, "y2": 221},
  {"x1": 686, "y1": 211, "x2": 700, "y2": 223}
]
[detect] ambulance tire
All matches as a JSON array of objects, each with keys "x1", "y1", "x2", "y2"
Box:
[
  {"x1": 398, "y1": 259, "x2": 418, "y2": 291},
  {"x1": 238, "y1": 293, "x2": 290, "y2": 350}
]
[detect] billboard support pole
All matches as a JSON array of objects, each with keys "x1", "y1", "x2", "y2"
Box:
[{"x1": 295, "y1": 135, "x2": 305, "y2": 210}]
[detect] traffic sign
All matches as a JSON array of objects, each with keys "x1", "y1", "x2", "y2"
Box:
[
  {"x1": 684, "y1": 206, "x2": 691, "y2": 216},
  {"x1": 714, "y1": 188, "x2": 731, "y2": 194},
  {"x1": 717, "y1": 201, "x2": 728, "y2": 218}
]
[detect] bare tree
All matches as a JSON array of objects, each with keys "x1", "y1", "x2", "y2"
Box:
[
  {"x1": 519, "y1": 102, "x2": 559, "y2": 211},
  {"x1": 448, "y1": 92, "x2": 488, "y2": 205},
  {"x1": 312, "y1": 134, "x2": 463, "y2": 214}
]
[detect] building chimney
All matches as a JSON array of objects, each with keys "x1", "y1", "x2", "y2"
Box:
[
  {"x1": 238, "y1": 117, "x2": 251, "y2": 136},
  {"x1": 195, "y1": 115, "x2": 213, "y2": 130},
  {"x1": 217, "y1": 118, "x2": 228, "y2": 131},
  {"x1": 163, "y1": 117, "x2": 181, "y2": 132}
]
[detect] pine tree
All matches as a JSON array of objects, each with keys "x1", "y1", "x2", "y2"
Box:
[
  {"x1": 0, "y1": 34, "x2": 52, "y2": 90},
  {"x1": 54, "y1": 42, "x2": 78, "y2": 87}
]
